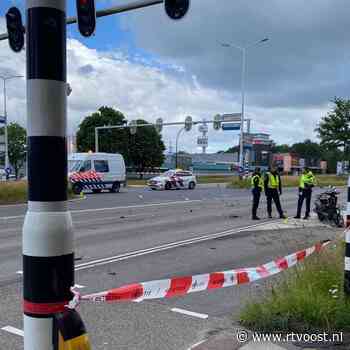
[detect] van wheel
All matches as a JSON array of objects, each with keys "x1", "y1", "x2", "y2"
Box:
[
  {"x1": 92, "y1": 189, "x2": 102, "y2": 194},
  {"x1": 188, "y1": 182, "x2": 196, "y2": 190},
  {"x1": 110, "y1": 182, "x2": 120, "y2": 193},
  {"x1": 72, "y1": 183, "x2": 83, "y2": 195},
  {"x1": 165, "y1": 182, "x2": 172, "y2": 190}
]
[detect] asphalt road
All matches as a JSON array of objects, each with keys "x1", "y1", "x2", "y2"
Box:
[{"x1": 0, "y1": 184, "x2": 343, "y2": 350}]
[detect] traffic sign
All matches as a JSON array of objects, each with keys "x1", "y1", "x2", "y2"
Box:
[
  {"x1": 220, "y1": 113, "x2": 242, "y2": 123},
  {"x1": 222, "y1": 123, "x2": 241, "y2": 131},
  {"x1": 198, "y1": 123, "x2": 208, "y2": 133},
  {"x1": 129, "y1": 120, "x2": 137, "y2": 135},
  {"x1": 0, "y1": 116, "x2": 5, "y2": 124},
  {"x1": 184, "y1": 116, "x2": 193, "y2": 131},
  {"x1": 197, "y1": 136, "x2": 208, "y2": 146},
  {"x1": 155, "y1": 118, "x2": 163, "y2": 133}
]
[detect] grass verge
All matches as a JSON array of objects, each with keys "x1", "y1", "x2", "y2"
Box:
[
  {"x1": 240, "y1": 240, "x2": 350, "y2": 332},
  {"x1": 0, "y1": 181, "x2": 76, "y2": 205},
  {"x1": 227, "y1": 175, "x2": 347, "y2": 189}
]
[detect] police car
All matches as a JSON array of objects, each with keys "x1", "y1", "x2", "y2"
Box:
[{"x1": 148, "y1": 169, "x2": 197, "y2": 190}]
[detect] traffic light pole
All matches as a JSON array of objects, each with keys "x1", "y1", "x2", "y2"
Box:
[{"x1": 23, "y1": 1, "x2": 73, "y2": 349}]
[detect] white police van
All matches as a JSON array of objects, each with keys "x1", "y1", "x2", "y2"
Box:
[{"x1": 68, "y1": 152, "x2": 126, "y2": 194}]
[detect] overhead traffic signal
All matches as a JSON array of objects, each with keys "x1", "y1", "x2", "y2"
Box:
[
  {"x1": 76, "y1": 0, "x2": 96, "y2": 37},
  {"x1": 164, "y1": 0, "x2": 190, "y2": 20},
  {"x1": 213, "y1": 114, "x2": 222, "y2": 131},
  {"x1": 6, "y1": 7, "x2": 24, "y2": 53}
]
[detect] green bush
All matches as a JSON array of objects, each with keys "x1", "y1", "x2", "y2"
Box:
[{"x1": 0, "y1": 181, "x2": 76, "y2": 205}]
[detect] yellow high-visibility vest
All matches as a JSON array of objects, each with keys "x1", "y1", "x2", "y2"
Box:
[
  {"x1": 251, "y1": 174, "x2": 264, "y2": 190},
  {"x1": 300, "y1": 171, "x2": 315, "y2": 189},
  {"x1": 267, "y1": 172, "x2": 279, "y2": 189}
]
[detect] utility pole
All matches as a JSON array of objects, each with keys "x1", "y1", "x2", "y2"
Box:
[
  {"x1": 23, "y1": 1, "x2": 73, "y2": 350},
  {"x1": 0, "y1": 75, "x2": 23, "y2": 172},
  {"x1": 0, "y1": 1, "x2": 191, "y2": 348}
]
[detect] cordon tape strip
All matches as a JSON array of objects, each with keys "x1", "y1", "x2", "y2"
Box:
[{"x1": 67, "y1": 240, "x2": 330, "y2": 309}]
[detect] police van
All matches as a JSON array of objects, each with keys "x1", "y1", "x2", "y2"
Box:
[{"x1": 68, "y1": 152, "x2": 126, "y2": 194}]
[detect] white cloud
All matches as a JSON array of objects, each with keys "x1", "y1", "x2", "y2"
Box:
[{"x1": 0, "y1": 26, "x2": 325, "y2": 153}]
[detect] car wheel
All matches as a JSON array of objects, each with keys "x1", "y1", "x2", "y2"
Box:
[
  {"x1": 72, "y1": 183, "x2": 83, "y2": 195},
  {"x1": 92, "y1": 189, "x2": 102, "y2": 194},
  {"x1": 110, "y1": 182, "x2": 121, "y2": 193},
  {"x1": 165, "y1": 182, "x2": 172, "y2": 190},
  {"x1": 188, "y1": 181, "x2": 196, "y2": 190}
]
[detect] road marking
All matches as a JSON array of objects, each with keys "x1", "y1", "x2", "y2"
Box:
[
  {"x1": 171, "y1": 308, "x2": 208, "y2": 319},
  {"x1": 70, "y1": 200, "x2": 202, "y2": 214},
  {"x1": 74, "y1": 220, "x2": 279, "y2": 271},
  {"x1": 12, "y1": 220, "x2": 280, "y2": 277},
  {"x1": 1, "y1": 326, "x2": 24, "y2": 337},
  {"x1": 0, "y1": 200, "x2": 202, "y2": 221},
  {"x1": 187, "y1": 339, "x2": 207, "y2": 350}
]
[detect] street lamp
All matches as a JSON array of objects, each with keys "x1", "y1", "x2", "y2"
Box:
[
  {"x1": 175, "y1": 126, "x2": 185, "y2": 169},
  {"x1": 221, "y1": 38, "x2": 269, "y2": 172},
  {"x1": 0, "y1": 74, "x2": 24, "y2": 173}
]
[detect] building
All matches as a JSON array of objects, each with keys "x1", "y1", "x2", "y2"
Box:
[
  {"x1": 273, "y1": 153, "x2": 327, "y2": 174},
  {"x1": 243, "y1": 133, "x2": 274, "y2": 167}
]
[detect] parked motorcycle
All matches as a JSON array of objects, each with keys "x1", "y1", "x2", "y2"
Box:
[{"x1": 314, "y1": 187, "x2": 343, "y2": 227}]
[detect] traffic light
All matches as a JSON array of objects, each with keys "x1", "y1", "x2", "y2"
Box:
[
  {"x1": 184, "y1": 116, "x2": 193, "y2": 131},
  {"x1": 164, "y1": 0, "x2": 190, "y2": 20},
  {"x1": 6, "y1": 7, "x2": 24, "y2": 53},
  {"x1": 76, "y1": 0, "x2": 96, "y2": 37},
  {"x1": 213, "y1": 114, "x2": 222, "y2": 131}
]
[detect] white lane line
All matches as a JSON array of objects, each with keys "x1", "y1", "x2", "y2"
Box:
[
  {"x1": 0, "y1": 200, "x2": 202, "y2": 221},
  {"x1": 171, "y1": 308, "x2": 208, "y2": 319},
  {"x1": 74, "y1": 220, "x2": 278, "y2": 271},
  {"x1": 12, "y1": 220, "x2": 280, "y2": 276},
  {"x1": 187, "y1": 339, "x2": 207, "y2": 350},
  {"x1": 70, "y1": 200, "x2": 202, "y2": 214},
  {"x1": 1, "y1": 326, "x2": 24, "y2": 337}
]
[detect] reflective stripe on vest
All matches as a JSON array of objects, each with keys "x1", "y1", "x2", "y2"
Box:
[{"x1": 268, "y1": 173, "x2": 279, "y2": 189}]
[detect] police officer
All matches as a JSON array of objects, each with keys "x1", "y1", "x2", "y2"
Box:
[
  {"x1": 294, "y1": 167, "x2": 316, "y2": 219},
  {"x1": 251, "y1": 167, "x2": 264, "y2": 220},
  {"x1": 264, "y1": 166, "x2": 286, "y2": 219}
]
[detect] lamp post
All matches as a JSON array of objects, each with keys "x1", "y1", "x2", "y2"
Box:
[
  {"x1": 221, "y1": 38, "x2": 269, "y2": 172},
  {"x1": 175, "y1": 126, "x2": 185, "y2": 169},
  {"x1": 0, "y1": 75, "x2": 24, "y2": 173}
]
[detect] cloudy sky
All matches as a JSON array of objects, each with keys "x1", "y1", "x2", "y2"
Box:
[{"x1": 0, "y1": 0, "x2": 349, "y2": 153}]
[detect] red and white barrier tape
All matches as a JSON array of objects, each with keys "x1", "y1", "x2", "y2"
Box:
[{"x1": 67, "y1": 240, "x2": 330, "y2": 309}]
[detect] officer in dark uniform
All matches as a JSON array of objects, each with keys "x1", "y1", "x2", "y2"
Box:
[
  {"x1": 251, "y1": 167, "x2": 263, "y2": 220},
  {"x1": 264, "y1": 166, "x2": 286, "y2": 219},
  {"x1": 294, "y1": 167, "x2": 316, "y2": 219}
]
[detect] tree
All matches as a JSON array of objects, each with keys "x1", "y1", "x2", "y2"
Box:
[
  {"x1": 0, "y1": 122, "x2": 27, "y2": 178},
  {"x1": 290, "y1": 139, "x2": 323, "y2": 166},
  {"x1": 271, "y1": 144, "x2": 290, "y2": 153},
  {"x1": 128, "y1": 119, "x2": 165, "y2": 172},
  {"x1": 76, "y1": 106, "x2": 129, "y2": 157},
  {"x1": 316, "y1": 97, "x2": 350, "y2": 159},
  {"x1": 76, "y1": 107, "x2": 165, "y2": 170}
]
